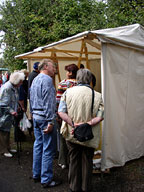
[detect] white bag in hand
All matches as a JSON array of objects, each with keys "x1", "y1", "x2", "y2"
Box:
[{"x1": 20, "y1": 112, "x2": 31, "y2": 131}]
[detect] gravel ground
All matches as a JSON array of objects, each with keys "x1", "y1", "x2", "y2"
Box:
[{"x1": 0, "y1": 133, "x2": 144, "y2": 192}]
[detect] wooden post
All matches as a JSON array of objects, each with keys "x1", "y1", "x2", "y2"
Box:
[
  {"x1": 84, "y1": 42, "x2": 90, "y2": 69},
  {"x1": 77, "y1": 39, "x2": 85, "y2": 68},
  {"x1": 50, "y1": 51, "x2": 61, "y2": 88}
]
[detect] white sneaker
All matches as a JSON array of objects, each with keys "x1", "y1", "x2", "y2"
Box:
[
  {"x1": 61, "y1": 165, "x2": 66, "y2": 169},
  {"x1": 58, "y1": 164, "x2": 66, "y2": 169},
  {"x1": 10, "y1": 149, "x2": 17, "y2": 153},
  {"x1": 4, "y1": 153, "x2": 13, "y2": 158}
]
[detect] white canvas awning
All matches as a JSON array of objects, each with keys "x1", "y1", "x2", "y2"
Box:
[
  {"x1": 15, "y1": 31, "x2": 101, "y2": 66},
  {"x1": 15, "y1": 23, "x2": 144, "y2": 60}
]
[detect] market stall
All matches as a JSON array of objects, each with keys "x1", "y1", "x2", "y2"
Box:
[{"x1": 15, "y1": 24, "x2": 144, "y2": 170}]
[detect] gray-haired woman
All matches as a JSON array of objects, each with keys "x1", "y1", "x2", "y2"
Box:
[
  {"x1": 58, "y1": 69, "x2": 104, "y2": 192},
  {"x1": 0, "y1": 72, "x2": 25, "y2": 157}
]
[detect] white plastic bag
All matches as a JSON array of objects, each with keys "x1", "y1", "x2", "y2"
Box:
[{"x1": 19, "y1": 112, "x2": 31, "y2": 132}]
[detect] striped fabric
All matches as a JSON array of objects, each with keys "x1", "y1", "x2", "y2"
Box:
[{"x1": 56, "y1": 79, "x2": 77, "y2": 105}]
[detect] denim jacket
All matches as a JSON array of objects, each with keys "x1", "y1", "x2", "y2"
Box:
[{"x1": 30, "y1": 73, "x2": 56, "y2": 124}]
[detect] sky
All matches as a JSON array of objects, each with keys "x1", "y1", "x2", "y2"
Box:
[{"x1": 0, "y1": 0, "x2": 5, "y2": 4}]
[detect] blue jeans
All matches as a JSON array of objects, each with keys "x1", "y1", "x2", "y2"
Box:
[{"x1": 33, "y1": 118, "x2": 54, "y2": 184}]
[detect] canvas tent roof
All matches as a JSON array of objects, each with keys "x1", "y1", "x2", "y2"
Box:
[
  {"x1": 92, "y1": 23, "x2": 144, "y2": 51},
  {"x1": 15, "y1": 24, "x2": 144, "y2": 170},
  {"x1": 15, "y1": 23, "x2": 144, "y2": 61},
  {"x1": 15, "y1": 31, "x2": 101, "y2": 65}
]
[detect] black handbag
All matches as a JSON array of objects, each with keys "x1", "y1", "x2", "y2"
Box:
[
  {"x1": 73, "y1": 85, "x2": 94, "y2": 142},
  {"x1": 74, "y1": 123, "x2": 94, "y2": 142}
]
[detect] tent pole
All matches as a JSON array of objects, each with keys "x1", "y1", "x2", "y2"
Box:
[
  {"x1": 84, "y1": 42, "x2": 90, "y2": 69},
  {"x1": 50, "y1": 51, "x2": 61, "y2": 87},
  {"x1": 77, "y1": 39, "x2": 85, "y2": 68}
]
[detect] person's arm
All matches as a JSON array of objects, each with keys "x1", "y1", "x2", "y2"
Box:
[
  {"x1": 87, "y1": 116, "x2": 103, "y2": 126},
  {"x1": 73, "y1": 98, "x2": 104, "y2": 128},
  {"x1": 56, "y1": 81, "x2": 66, "y2": 106},
  {"x1": 58, "y1": 90, "x2": 73, "y2": 125},
  {"x1": 42, "y1": 78, "x2": 56, "y2": 134},
  {"x1": 58, "y1": 111, "x2": 73, "y2": 127},
  {"x1": 0, "y1": 88, "x2": 16, "y2": 114},
  {"x1": 18, "y1": 85, "x2": 26, "y2": 111},
  {"x1": 43, "y1": 124, "x2": 54, "y2": 134},
  {"x1": 58, "y1": 91, "x2": 104, "y2": 127},
  {"x1": 18, "y1": 100, "x2": 25, "y2": 111}
]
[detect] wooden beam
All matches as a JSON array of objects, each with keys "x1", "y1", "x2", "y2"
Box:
[
  {"x1": 84, "y1": 39, "x2": 101, "y2": 50},
  {"x1": 50, "y1": 51, "x2": 61, "y2": 86},
  {"x1": 86, "y1": 33, "x2": 97, "y2": 40},
  {"x1": 42, "y1": 48, "x2": 100, "y2": 55},
  {"x1": 17, "y1": 55, "x2": 87, "y2": 61},
  {"x1": 58, "y1": 38, "x2": 83, "y2": 47}
]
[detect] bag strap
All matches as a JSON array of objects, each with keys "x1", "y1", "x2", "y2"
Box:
[{"x1": 91, "y1": 88, "x2": 94, "y2": 116}]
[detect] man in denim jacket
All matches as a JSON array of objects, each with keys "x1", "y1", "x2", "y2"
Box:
[{"x1": 30, "y1": 59, "x2": 61, "y2": 188}]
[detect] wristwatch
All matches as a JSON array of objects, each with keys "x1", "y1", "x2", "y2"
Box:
[{"x1": 72, "y1": 120, "x2": 75, "y2": 128}]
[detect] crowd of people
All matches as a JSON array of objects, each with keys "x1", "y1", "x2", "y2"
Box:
[
  {"x1": 0, "y1": 71, "x2": 10, "y2": 87},
  {"x1": 0, "y1": 59, "x2": 104, "y2": 192}
]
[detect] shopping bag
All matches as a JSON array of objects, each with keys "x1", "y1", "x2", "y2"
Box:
[{"x1": 19, "y1": 112, "x2": 31, "y2": 131}]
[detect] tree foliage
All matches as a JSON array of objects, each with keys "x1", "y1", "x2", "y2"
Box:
[
  {"x1": 50, "y1": 0, "x2": 106, "y2": 40},
  {"x1": 0, "y1": 0, "x2": 57, "y2": 70},
  {"x1": 106, "y1": 0, "x2": 144, "y2": 28},
  {"x1": 0, "y1": 0, "x2": 143, "y2": 71}
]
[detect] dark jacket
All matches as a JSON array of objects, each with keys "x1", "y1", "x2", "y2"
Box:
[{"x1": 28, "y1": 70, "x2": 39, "y2": 99}]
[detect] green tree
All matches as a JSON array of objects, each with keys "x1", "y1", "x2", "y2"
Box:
[
  {"x1": 50, "y1": 0, "x2": 106, "y2": 40},
  {"x1": 0, "y1": 0, "x2": 57, "y2": 71},
  {"x1": 0, "y1": 58, "x2": 4, "y2": 67},
  {"x1": 0, "y1": 0, "x2": 106, "y2": 71},
  {"x1": 0, "y1": 0, "x2": 107, "y2": 71},
  {"x1": 105, "y1": 0, "x2": 144, "y2": 28},
  {"x1": 0, "y1": 0, "x2": 143, "y2": 71}
]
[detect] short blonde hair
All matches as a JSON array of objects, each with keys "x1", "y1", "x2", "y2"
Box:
[{"x1": 9, "y1": 72, "x2": 25, "y2": 85}]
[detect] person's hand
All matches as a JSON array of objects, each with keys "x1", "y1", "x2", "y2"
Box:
[
  {"x1": 11, "y1": 111, "x2": 18, "y2": 116},
  {"x1": 71, "y1": 122, "x2": 88, "y2": 135},
  {"x1": 43, "y1": 124, "x2": 53, "y2": 134},
  {"x1": 71, "y1": 128, "x2": 74, "y2": 135},
  {"x1": 71, "y1": 122, "x2": 77, "y2": 135},
  {"x1": 74, "y1": 122, "x2": 83, "y2": 127},
  {"x1": 22, "y1": 107, "x2": 26, "y2": 112}
]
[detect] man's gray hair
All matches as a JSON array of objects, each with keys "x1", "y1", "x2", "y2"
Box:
[
  {"x1": 9, "y1": 72, "x2": 25, "y2": 85},
  {"x1": 38, "y1": 59, "x2": 53, "y2": 71},
  {"x1": 76, "y1": 69, "x2": 92, "y2": 85}
]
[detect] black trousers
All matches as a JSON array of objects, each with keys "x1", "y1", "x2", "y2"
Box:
[
  {"x1": 58, "y1": 134, "x2": 68, "y2": 166},
  {"x1": 14, "y1": 112, "x2": 25, "y2": 142},
  {"x1": 66, "y1": 141, "x2": 94, "y2": 192}
]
